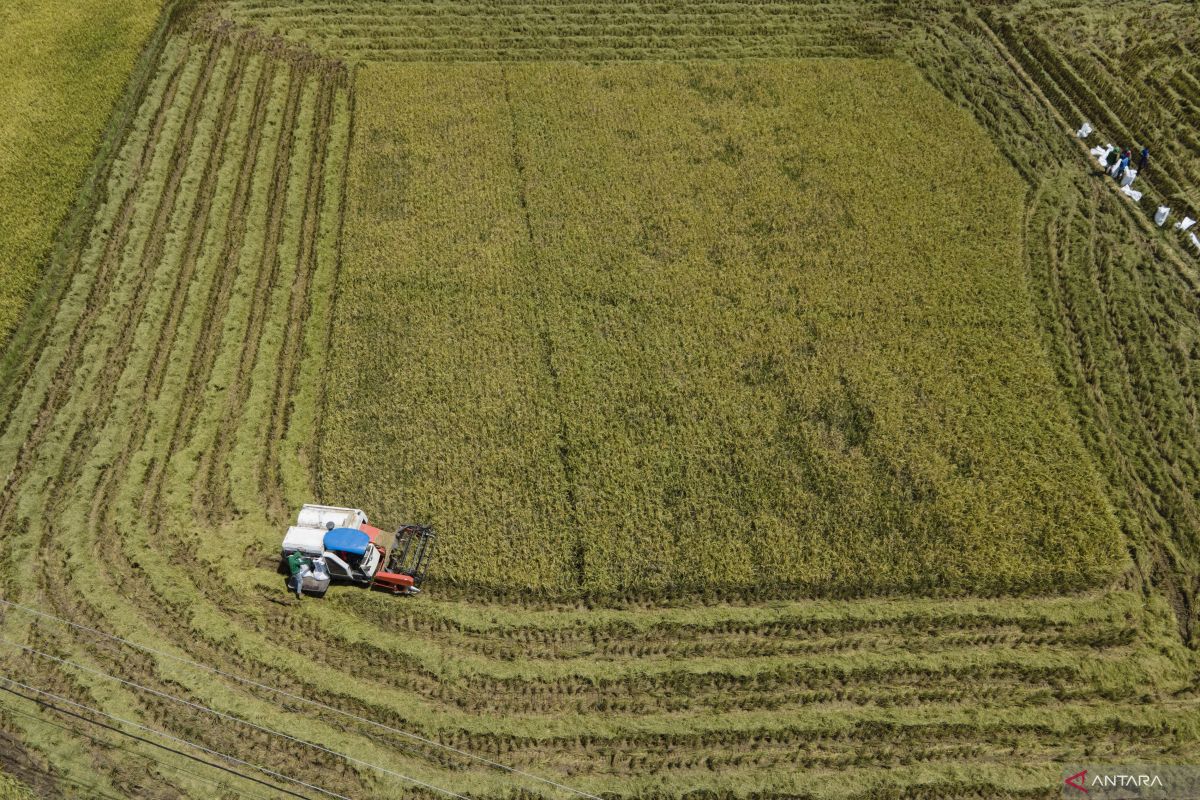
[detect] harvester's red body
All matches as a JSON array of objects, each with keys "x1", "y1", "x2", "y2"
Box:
[{"x1": 359, "y1": 524, "x2": 416, "y2": 593}]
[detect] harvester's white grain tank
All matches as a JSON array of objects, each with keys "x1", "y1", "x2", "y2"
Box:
[
  {"x1": 297, "y1": 504, "x2": 367, "y2": 530},
  {"x1": 282, "y1": 527, "x2": 327, "y2": 557}
]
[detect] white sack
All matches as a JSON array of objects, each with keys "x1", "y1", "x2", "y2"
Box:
[
  {"x1": 310, "y1": 558, "x2": 330, "y2": 581},
  {"x1": 1092, "y1": 144, "x2": 1114, "y2": 165},
  {"x1": 1177, "y1": 217, "x2": 1196, "y2": 232},
  {"x1": 1155, "y1": 207, "x2": 1170, "y2": 226},
  {"x1": 1121, "y1": 168, "x2": 1137, "y2": 187},
  {"x1": 1120, "y1": 185, "x2": 1143, "y2": 202},
  {"x1": 1077, "y1": 122, "x2": 1093, "y2": 138},
  {"x1": 1191, "y1": 233, "x2": 1200, "y2": 253}
]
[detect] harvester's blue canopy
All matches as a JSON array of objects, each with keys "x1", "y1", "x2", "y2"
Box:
[{"x1": 324, "y1": 527, "x2": 370, "y2": 555}]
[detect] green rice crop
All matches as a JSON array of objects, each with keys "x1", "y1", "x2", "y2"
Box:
[{"x1": 0, "y1": 0, "x2": 161, "y2": 346}]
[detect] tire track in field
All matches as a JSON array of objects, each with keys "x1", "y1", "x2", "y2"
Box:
[
  {"x1": 50, "y1": 34, "x2": 250, "y2": 524},
  {"x1": 10, "y1": 621, "x2": 367, "y2": 800},
  {"x1": 85, "y1": 61, "x2": 338, "y2": 642},
  {"x1": 13, "y1": 36, "x2": 370, "y2": 798},
  {"x1": 22, "y1": 523, "x2": 1145, "y2": 791},
  {"x1": 93, "y1": 32, "x2": 256, "y2": 529},
  {"x1": 46, "y1": 45, "x2": 375, "y2": 795},
  {"x1": 24, "y1": 33, "x2": 335, "y2": 734},
  {"x1": 12, "y1": 31, "x2": 329, "y2": 783},
  {"x1": 75, "y1": 32, "x2": 260, "y2": 601},
  {"x1": 200, "y1": 596, "x2": 1129, "y2": 721},
  {"x1": 81, "y1": 40, "x2": 284, "y2": 605},
  {"x1": 25, "y1": 568, "x2": 369, "y2": 799},
  {"x1": 1027, "y1": 177, "x2": 1199, "y2": 642},
  {"x1": 370, "y1": 618, "x2": 1134, "y2": 663},
  {"x1": 1086, "y1": 222, "x2": 1200, "y2": 642},
  {"x1": 125, "y1": 36, "x2": 254, "y2": 446},
  {"x1": 499, "y1": 66, "x2": 585, "y2": 584},
  {"x1": 312, "y1": 77, "x2": 355, "y2": 502},
  {"x1": 62, "y1": 39, "x2": 281, "y2": 628},
  {"x1": 60, "y1": 598, "x2": 1117, "y2": 734},
  {"x1": 259, "y1": 68, "x2": 342, "y2": 524},
  {"x1": 435, "y1": 712, "x2": 1193, "y2": 762},
  {"x1": 199, "y1": 55, "x2": 311, "y2": 522},
  {"x1": 15, "y1": 585, "x2": 1184, "y2": 793},
  {"x1": 0, "y1": 633, "x2": 160, "y2": 797},
  {"x1": 138, "y1": 46, "x2": 282, "y2": 537},
  {"x1": 357, "y1": 591, "x2": 1132, "y2": 643},
  {"x1": 0, "y1": 47, "x2": 183, "y2": 598}
]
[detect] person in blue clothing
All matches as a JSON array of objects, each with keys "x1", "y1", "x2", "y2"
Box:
[
  {"x1": 1116, "y1": 149, "x2": 1132, "y2": 180},
  {"x1": 1138, "y1": 146, "x2": 1150, "y2": 172}
]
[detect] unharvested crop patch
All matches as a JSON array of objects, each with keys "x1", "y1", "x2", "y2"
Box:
[{"x1": 325, "y1": 59, "x2": 1123, "y2": 598}]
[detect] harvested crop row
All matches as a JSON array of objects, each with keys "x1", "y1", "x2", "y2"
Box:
[
  {"x1": 983, "y1": 4, "x2": 1200, "y2": 208},
  {"x1": 216, "y1": 0, "x2": 909, "y2": 61},
  {"x1": 0, "y1": 21, "x2": 374, "y2": 799}
]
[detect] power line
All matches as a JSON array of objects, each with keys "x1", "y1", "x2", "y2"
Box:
[
  {"x1": 0, "y1": 673, "x2": 352, "y2": 800},
  {"x1": 0, "y1": 691, "x2": 283, "y2": 800},
  {"x1": 0, "y1": 717, "x2": 126, "y2": 800},
  {"x1": 0, "y1": 636, "x2": 471, "y2": 800},
  {"x1": 0, "y1": 596, "x2": 603, "y2": 800}
]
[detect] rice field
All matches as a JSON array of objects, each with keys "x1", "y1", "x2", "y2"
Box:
[{"x1": 0, "y1": 1, "x2": 1198, "y2": 798}]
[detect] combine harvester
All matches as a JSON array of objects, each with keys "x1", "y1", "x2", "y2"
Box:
[{"x1": 281, "y1": 504, "x2": 435, "y2": 597}]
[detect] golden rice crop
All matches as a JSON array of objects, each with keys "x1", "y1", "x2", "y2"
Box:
[{"x1": 324, "y1": 59, "x2": 1124, "y2": 599}]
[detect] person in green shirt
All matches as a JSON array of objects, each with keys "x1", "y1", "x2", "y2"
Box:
[{"x1": 286, "y1": 551, "x2": 313, "y2": 598}]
